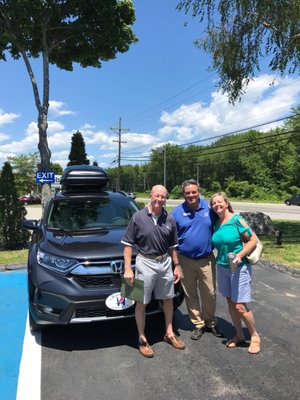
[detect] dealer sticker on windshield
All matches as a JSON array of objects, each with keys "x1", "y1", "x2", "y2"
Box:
[{"x1": 105, "y1": 292, "x2": 135, "y2": 311}]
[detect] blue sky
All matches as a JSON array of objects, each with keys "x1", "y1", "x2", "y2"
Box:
[{"x1": 0, "y1": 0, "x2": 299, "y2": 170}]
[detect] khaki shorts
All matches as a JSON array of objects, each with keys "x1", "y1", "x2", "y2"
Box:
[{"x1": 135, "y1": 254, "x2": 174, "y2": 304}]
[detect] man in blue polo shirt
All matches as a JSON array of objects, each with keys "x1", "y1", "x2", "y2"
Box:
[
  {"x1": 172, "y1": 179, "x2": 223, "y2": 340},
  {"x1": 122, "y1": 184, "x2": 185, "y2": 358}
]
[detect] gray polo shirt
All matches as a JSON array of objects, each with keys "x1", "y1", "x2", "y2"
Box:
[{"x1": 121, "y1": 207, "x2": 178, "y2": 256}]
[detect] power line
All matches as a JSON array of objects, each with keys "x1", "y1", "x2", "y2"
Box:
[
  {"x1": 125, "y1": 73, "x2": 216, "y2": 125},
  {"x1": 120, "y1": 128, "x2": 299, "y2": 162}
]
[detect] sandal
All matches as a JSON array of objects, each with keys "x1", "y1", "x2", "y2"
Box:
[
  {"x1": 248, "y1": 336, "x2": 260, "y2": 354},
  {"x1": 226, "y1": 336, "x2": 246, "y2": 348}
]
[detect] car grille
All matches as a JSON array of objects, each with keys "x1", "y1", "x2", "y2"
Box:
[
  {"x1": 76, "y1": 304, "x2": 107, "y2": 318},
  {"x1": 74, "y1": 300, "x2": 161, "y2": 319},
  {"x1": 75, "y1": 304, "x2": 135, "y2": 318},
  {"x1": 72, "y1": 275, "x2": 117, "y2": 288},
  {"x1": 70, "y1": 258, "x2": 135, "y2": 288}
]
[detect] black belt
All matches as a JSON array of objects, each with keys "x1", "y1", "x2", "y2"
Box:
[{"x1": 138, "y1": 252, "x2": 168, "y2": 261}]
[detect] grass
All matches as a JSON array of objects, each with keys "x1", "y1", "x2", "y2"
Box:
[
  {"x1": 0, "y1": 220, "x2": 299, "y2": 269},
  {"x1": 0, "y1": 248, "x2": 28, "y2": 264},
  {"x1": 259, "y1": 220, "x2": 300, "y2": 269}
]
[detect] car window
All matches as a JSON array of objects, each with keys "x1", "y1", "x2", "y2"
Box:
[{"x1": 47, "y1": 198, "x2": 139, "y2": 230}]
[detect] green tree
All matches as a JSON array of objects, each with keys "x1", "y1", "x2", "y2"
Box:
[
  {"x1": 0, "y1": 162, "x2": 29, "y2": 249},
  {"x1": 177, "y1": 0, "x2": 300, "y2": 102},
  {"x1": 67, "y1": 131, "x2": 90, "y2": 166},
  {"x1": 284, "y1": 106, "x2": 300, "y2": 187},
  {"x1": 0, "y1": 0, "x2": 137, "y2": 198},
  {"x1": 50, "y1": 162, "x2": 63, "y2": 175},
  {"x1": 8, "y1": 152, "x2": 40, "y2": 195}
]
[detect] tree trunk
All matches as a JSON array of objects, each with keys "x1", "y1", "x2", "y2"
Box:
[{"x1": 38, "y1": 111, "x2": 52, "y2": 208}]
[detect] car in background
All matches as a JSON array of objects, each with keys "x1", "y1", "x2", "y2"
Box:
[
  {"x1": 19, "y1": 194, "x2": 42, "y2": 205},
  {"x1": 118, "y1": 191, "x2": 136, "y2": 200},
  {"x1": 126, "y1": 192, "x2": 136, "y2": 200},
  {"x1": 23, "y1": 165, "x2": 184, "y2": 332},
  {"x1": 285, "y1": 194, "x2": 300, "y2": 206}
]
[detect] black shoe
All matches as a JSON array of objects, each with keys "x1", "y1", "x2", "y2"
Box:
[
  {"x1": 191, "y1": 327, "x2": 204, "y2": 340},
  {"x1": 205, "y1": 326, "x2": 224, "y2": 338}
]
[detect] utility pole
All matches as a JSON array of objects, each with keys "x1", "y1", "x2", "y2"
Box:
[
  {"x1": 158, "y1": 145, "x2": 167, "y2": 188},
  {"x1": 111, "y1": 118, "x2": 128, "y2": 191}
]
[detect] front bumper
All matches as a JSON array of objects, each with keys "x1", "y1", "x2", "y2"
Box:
[{"x1": 28, "y1": 262, "x2": 184, "y2": 326}]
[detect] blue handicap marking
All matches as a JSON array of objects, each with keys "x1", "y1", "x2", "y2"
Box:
[
  {"x1": 0, "y1": 270, "x2": 28, "y2": 400},
  {"x1": 36, "y1": 171, "x2": 55, "y2": 184}
]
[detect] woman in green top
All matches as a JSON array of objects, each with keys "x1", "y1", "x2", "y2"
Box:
[{"x1": 210, "y1": 192, "x2": 261, "y2": 355}]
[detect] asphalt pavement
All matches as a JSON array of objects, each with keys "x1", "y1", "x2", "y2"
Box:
[{"x1": 39, "y1": 262, "x2": 300, "y2": 400}]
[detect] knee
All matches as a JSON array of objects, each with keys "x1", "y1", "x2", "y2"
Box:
[{"x1": 234, "y1": 303, "x2": 248, "y2": 315}]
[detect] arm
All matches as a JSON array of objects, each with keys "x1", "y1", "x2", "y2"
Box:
[
  {"x1": 170, "y1": 247, "x2": 183, "y2": 284},
  {"x1": 123, "y1": 245, "x2": 135, "y2": 286},
  {"x1": 234, "y1": 219, "x2": 258, "y2": 264}
]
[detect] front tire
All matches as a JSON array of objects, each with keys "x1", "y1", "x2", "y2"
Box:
[{"x1": 285, "y1": 200, "x2": 291, "y2": 206}]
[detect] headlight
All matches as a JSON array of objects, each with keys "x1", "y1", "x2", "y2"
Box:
[{"x1": 37, "y1": 250, "x2": 78, "y2": 274}]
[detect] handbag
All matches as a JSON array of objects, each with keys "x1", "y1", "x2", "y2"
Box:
[{"x1": 234, "y1": 216, "x2": 264, "y2": 265}]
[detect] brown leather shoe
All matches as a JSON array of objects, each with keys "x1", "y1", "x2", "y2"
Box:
[
  {"x1": 164, "y1": 334, "x2": 185, "y2": 350},
  {"x1": 138, "y1": 338, "x2": 154, "y2": 358}
]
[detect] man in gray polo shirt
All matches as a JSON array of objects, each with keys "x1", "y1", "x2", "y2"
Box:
[{"x1": 122, "y1": 184, "x2": 185, "y2": 358}]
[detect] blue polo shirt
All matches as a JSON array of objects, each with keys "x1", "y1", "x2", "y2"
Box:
[
  {"x1": 121, "y1": 207, "x2": 178, "y2": 256},
  {"x1": 171, "y1": 199, "x2": 217, "y2": 258}
]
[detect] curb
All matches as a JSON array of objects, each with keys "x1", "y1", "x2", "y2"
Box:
[
  {"x1": 259, "y1": 260, "x2": 300, "y2": 279},
  {"x1": 0, "y1": 263, "x2": 26, "y2": 272}
]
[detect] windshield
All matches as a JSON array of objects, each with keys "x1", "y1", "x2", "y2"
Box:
[{"x1": 47, "y1": 197, "x2": 139, "y2": 230}]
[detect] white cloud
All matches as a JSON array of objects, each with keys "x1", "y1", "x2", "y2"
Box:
[
  {"x1": 0, "y1": 132, "x2": 10, "y2": 143},
  {"x1": 49, "y1": 101, "x2": 76, "y2": 117},
  {"x1": 0, "y1": 73, "x2": 299, "y2": 169},
  {"x1": 0, "y1": 108, "x2": 19, "y2": 128},
  {"x1": 158, "y1": 74, "x2": 300, "y2": 144}
]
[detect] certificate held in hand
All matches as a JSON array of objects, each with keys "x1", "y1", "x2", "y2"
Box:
[{"x1": 121, "y1": 276, "x2": 144, "y2": 304}]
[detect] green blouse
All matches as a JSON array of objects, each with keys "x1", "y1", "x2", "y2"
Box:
[{"x1": 212, "y1": 214, "x2": 252, "y2": 268}]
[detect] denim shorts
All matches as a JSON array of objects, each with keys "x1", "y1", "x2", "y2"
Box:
[
  {"x1": 217, "y1": 263, "x2": 252, "y2": 303},
  {"x1": 135, "y1": 254, "x2": 174, "y2": 304}
]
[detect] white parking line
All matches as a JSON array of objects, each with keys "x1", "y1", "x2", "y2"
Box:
[
  {"x1": 16, "y1": 315, "x2": 41, "y2": 400},
  {"x1": 258, "y1": 281, "x2": 275, "y2": 291}
]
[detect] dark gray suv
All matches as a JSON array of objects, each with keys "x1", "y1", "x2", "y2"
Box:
[{"x1": 23, "y1": 166, "x2": 184, "y2": 332}]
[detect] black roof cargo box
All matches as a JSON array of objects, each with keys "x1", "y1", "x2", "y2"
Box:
[{"x1": 61, "y1": 165, "x2": 109, "y2": 192}]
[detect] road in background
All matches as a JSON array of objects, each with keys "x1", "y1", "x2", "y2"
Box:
[
  {"x1": 137, "y1": 199, "x2": 300, "y2": 221},
  {"x1": 25, "y1": 201, "x2": 299, "y2": 221}
]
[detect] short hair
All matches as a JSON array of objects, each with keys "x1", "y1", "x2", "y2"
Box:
[
  {"x1": 210, "y1": 191, "x2": 234, "y2": 213},
  {"x1": 182, "y1": 179, "x2": 199, "y2": 194},
  {"x1": 150, "y1": 184, "x2": 168, "y2": 198}
]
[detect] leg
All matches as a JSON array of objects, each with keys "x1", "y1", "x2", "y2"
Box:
[
  {"x1": 179, "y1": 254, "x2": 204, "y2": 329},
  {"x1": 235, "y1": 303, "x2": 260, "y2": 354},
  {"x1": 226, "y1": 298, "x2": 245, "y2": 346},
  {"x1": 135, "y1": 302, "x2": 154, "y2": 358},
  {"x1": 230, "y1": 264, "x2": 260, "y2": 353},
  {"x1": 163, "y1": 298, "x2": 174, "y2": 336},
  {"x1": 135, "y1": 302, "x2": 147, "y2": 341},
  {"x1": 163, "y1": 298, "x2": 185, "y2": 350},
  {"x1": 197, "y1": 255, "x2": 217, "y2": 328}
]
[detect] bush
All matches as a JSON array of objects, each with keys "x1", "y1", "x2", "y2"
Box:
[
  {"x1": 170, "y1": 185, "x2": 182, "y2": 199},
  {"x1": 0, "y1": 162, "x2": 29, "y2": 249}
]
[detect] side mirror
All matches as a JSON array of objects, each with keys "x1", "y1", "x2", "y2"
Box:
[{"x1": 23, "y1": 219, "x2": 39, "y2": 230}]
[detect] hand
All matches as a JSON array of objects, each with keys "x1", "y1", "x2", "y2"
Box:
[
  {"x1": 233, "y1": 254, "x2": 242, "y2": 264},
  {"x1": 124, "y1": 268, "x2": 134, "y2": 287},
  {"x1": 173, "y1": 265, "x2": 183, "y2": 284}
]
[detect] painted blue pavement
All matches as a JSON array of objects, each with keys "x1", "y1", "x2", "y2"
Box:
[{"x1": 0, "y1": 270, "x2": 28, "y2": 400}]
